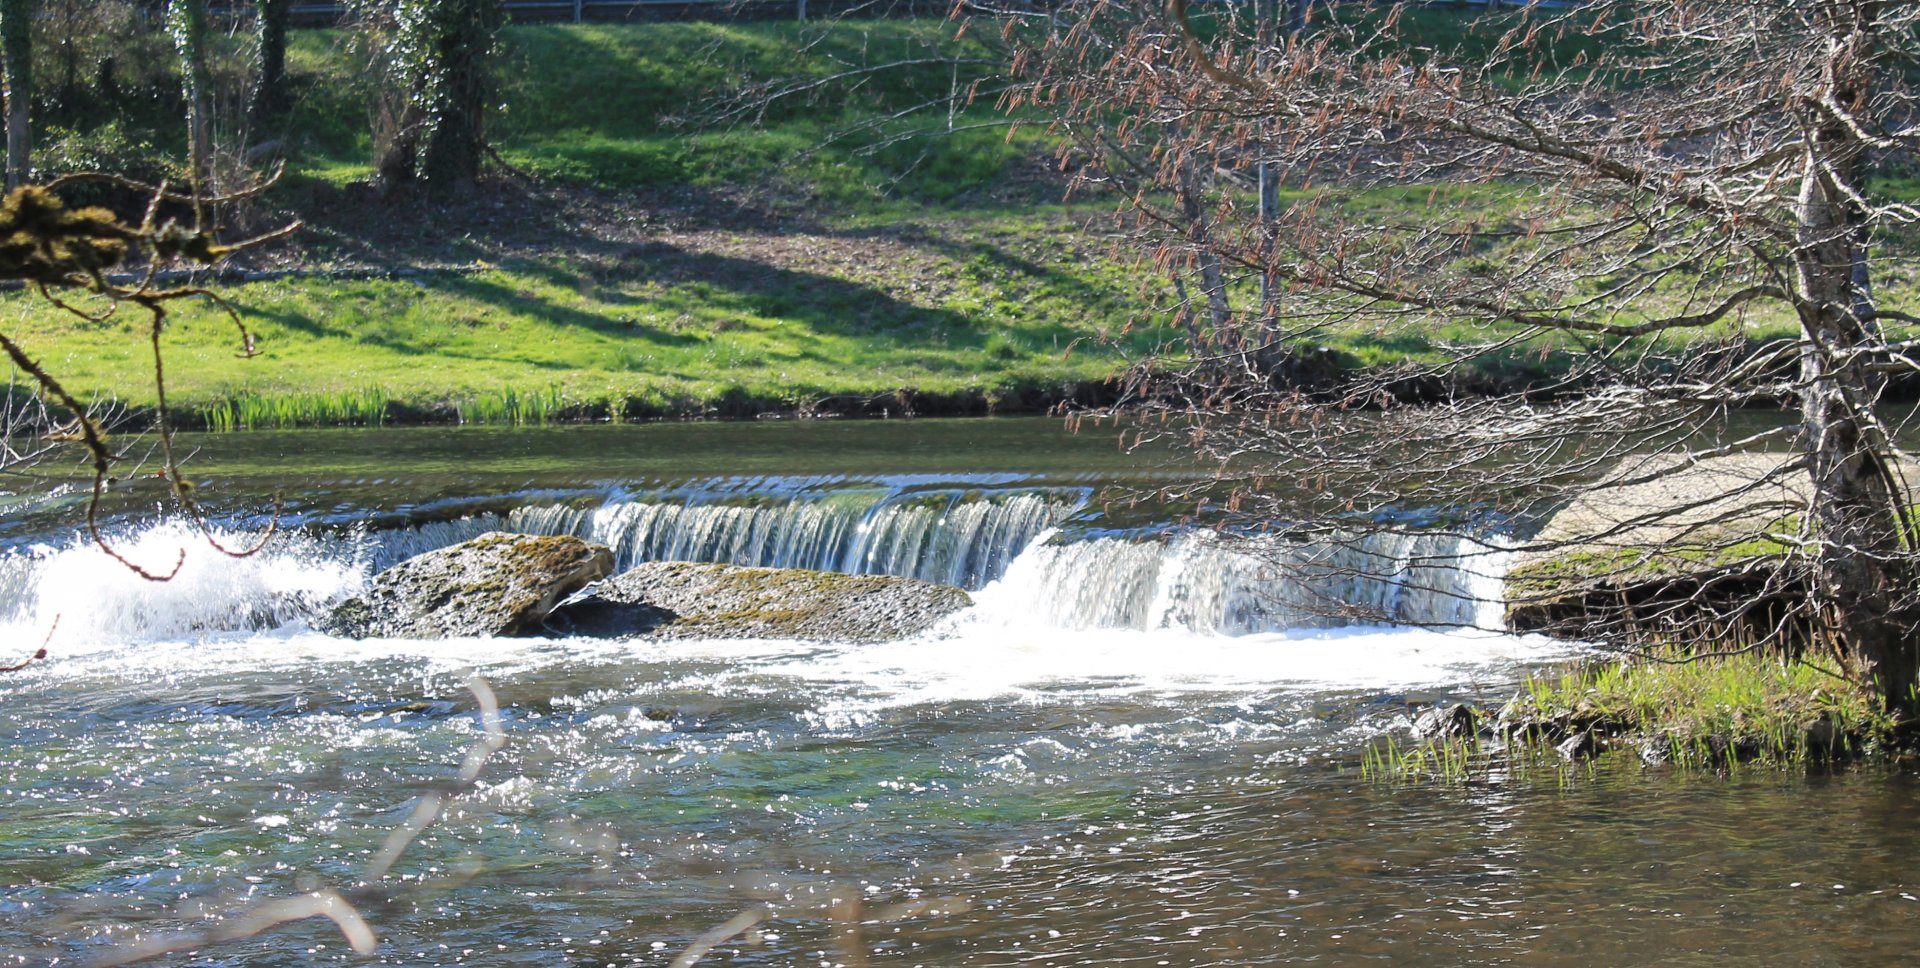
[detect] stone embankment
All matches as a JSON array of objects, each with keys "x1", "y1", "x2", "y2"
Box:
[{"x1": 1504, "y1": 453, "x2": 1817, "y2": 642}]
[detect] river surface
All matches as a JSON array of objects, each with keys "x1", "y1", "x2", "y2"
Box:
[{"x1": 1, "y1": 418, "x2": 1916, "y2": 966}]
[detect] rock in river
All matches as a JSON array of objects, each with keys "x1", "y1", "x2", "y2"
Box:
[
  {"x1": 550, "y1": 561, "x2": 972, "y2": 643},
  {"x1": 324, "y1": 532, "x2": 614, "y2": 639}
]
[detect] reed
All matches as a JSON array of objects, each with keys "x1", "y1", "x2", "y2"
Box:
[
  {"x1": 454, "y1": 386, "x2": 566, "y2": 425},
  {"x1": 200, "y1": 388, "x2": 389, "y2": 430}
]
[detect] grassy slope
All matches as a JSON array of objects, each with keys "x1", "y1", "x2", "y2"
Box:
[
  {"x1": 15, "y1": 216, "x2": 1148, "y2": 426},
  {"x1": 7, "y1": 20, "x2": 1160, "y2": 426}
]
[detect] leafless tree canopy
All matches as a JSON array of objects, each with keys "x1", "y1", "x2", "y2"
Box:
[{"x1": 1007, "y1": 0, "x2": 1920, "y2": 709}]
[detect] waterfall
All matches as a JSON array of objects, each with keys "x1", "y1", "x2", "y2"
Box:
[
  {"x1": 0, "y1": 522, "x2": 360, "y2": 644},
  {"x1": 971, "y1": 529, "x2": 1513, "y2": 634},
  {"x1": 0, "y1": 474, "x2": 1518, "y2": 644},
  {"x1": 367, "y1": 482, "x2": 1084, "y2": 590}
]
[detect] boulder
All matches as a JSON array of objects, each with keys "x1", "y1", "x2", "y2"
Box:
[
  {"x1": 549, "y1": 561, "x2": 972, "y2": 643},
  {"x1": 324, "y1": 532, "x2": 613, "y2": 639}
]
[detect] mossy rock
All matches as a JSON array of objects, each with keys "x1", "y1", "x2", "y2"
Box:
[
  {"x1": 323, "y1": 532, "x2": 614, "y2": 639},
  {"x1": 550, "y1": 561, "x2": 972, "y2": 643}
]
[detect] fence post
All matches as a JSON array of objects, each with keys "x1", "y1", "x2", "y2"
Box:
[
  {"x1": 797, "y1": 0, "x2": 807, "y2": 20},
  {"x1": 574, "y1": 0, "x2": 583, "y2": 21}
]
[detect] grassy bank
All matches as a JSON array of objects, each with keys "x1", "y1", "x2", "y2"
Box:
[
  {"x1": 6, "y1": 208, "x2": 1160, "y2": 427},
  {"x1": 8, "y1": 19, "x2": 1189, "y2": 425}
]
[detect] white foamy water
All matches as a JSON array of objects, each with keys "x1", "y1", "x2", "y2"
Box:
[
  {"x1": 969, "y1": 528, "x2": 1512, "y2": 633},
  {"x1": 0, "y1": 481, "x2": 1569, "y2": 704},
  {"x1": 1, "y1": 521, "x2": 361, "y2": 651}
]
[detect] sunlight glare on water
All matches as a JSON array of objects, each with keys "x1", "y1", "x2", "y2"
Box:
[{"x1": 2, "y1": 424, "x2": 1916, "y2": 967}]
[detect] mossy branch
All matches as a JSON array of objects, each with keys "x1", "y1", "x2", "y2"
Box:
[{"x1": 0, "y1": 182, "x2": 295, "y2": 581}]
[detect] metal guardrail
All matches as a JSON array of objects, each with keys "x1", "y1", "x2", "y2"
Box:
[
  {"x1": 274, "y1": 0, "x2": 921, "y2": 25},
  {"x1": 258, "y1": 0, "x2": 1584, "y2": 28}
]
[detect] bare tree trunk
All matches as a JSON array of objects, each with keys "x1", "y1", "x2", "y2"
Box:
[
  {"x1": 0, "y1": 0, "x2": 29, "y2": 190},
  {"x1": 1789, "y1": 3, "x2": 1918, "y2": 715},
  {"x1": 1173, "y1": 150, "x2": 1231, "y2": 355},
  {"x1": 1796, "y1": 155, "x2": 1917, "y2": 713}
]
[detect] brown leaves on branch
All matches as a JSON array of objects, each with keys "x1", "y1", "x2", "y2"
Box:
[
  {"x1": 0, "y1": 174, "x2": 298, "y2": 582},
  {"x1": 1018, "y1": 0, "x2": 1920, "y2": 708}
]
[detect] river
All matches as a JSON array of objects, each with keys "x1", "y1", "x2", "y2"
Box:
[{"x1": 1, "y1": 418, "x2": 1915, "y2": 966}]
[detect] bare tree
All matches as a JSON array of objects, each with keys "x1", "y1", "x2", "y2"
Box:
[{"x1": 1017, "y1": 1, "x2": 1920, "y2": 711}]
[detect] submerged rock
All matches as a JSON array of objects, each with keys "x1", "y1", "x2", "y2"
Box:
[
  {"x1": 1414, "y1": 703, "x2": 1478, "y2": 740},
  {"x1": 549, "y1": 561, "x2": 971, "y2": 643},
  {"x1": 324, "y1": 532, "x2": 614, "y2": 639},
  {"x1": 1555, "y1": 730, "x2": 1600, "y2": 761}
]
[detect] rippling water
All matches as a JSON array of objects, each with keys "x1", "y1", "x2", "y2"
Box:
[{"x1": 2, "y1": 422, "x2": 1916, "y2": 967}]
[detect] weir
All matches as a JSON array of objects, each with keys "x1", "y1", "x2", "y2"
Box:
[
  {"x1": 367, "y1": 478, "x2": 1089, "y2": 588},
  {"x1": 0, "y1": 476, "x2": 1513, "y2": 642},
  {"x1": 973, "y1": 529, "x2": 1510, "y2": 634}
]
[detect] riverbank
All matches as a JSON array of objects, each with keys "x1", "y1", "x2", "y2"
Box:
[
  {"x1": 7, "y1": 184, "x2": 1162, "y2": 427},
  {"x1": 12, "y1": 15, "x2": 1864, "y2": 428}
]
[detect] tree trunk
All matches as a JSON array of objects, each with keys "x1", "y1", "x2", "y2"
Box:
[
  {"x1": 1796, "y1": 156, "x2": 1918, "y2": 715},
  {"x1": 0, "y1": 0, "x2": 29, "y2": 190},
  {"x1": 1173, "y1": 150, "x2": 1231, "y2": 356},
  {"x1": 413, "y1": 0, "x2": 503, "y2": 199},
  {"x1": 250, "y1": 0, "x2": 290, "y2": 126},
  {"x1": 169, "y1": 0, "x2": 213, "y2": 193},
  {"x1": 1789, "y1": 2, "x2": 1918, "y2": 715}
]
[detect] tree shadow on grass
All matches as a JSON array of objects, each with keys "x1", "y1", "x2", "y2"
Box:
[
  {"x1": 233, "y1": 301, "x2": 607, "y2": 372},
  {"x1": 494, "y1": 241, "x2": 991, "y2": 349}
]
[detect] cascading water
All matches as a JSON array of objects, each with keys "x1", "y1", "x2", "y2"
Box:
[
  {"x1": 969, "y1": 528, "x2": 1512, "y2": 634},
  {"x1": 0, "y1": 521, "x2": 362, "y2": 646},
  {"x1": 364, "y1": 479, "x2": 1083, "y2": 588},
  {"x1": 0, "y1": 479, "x2": 1518, "y2": 648},
  {"x1": 1, "y1": 425, "x2": 1659, "y2": 968}
]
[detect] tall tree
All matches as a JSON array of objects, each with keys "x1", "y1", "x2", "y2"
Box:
[
  {"x1": 0, "y1": 0, "x2": 29, "y2": 189},
  {"x1": 1025, "y1": 0, "x2": 1920, "y2": 710},
  {"x1": 250, "y1": 0, "x2": 291, "y2": 125},
  {"x1": 360, "y1": 0, "x2": 503, "y2": 196},
  {"x1": 167, "y1": 0, "x2": 212, "y2": 193}
]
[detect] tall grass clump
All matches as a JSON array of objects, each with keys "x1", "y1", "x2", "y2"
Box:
[
  {"x1": 1371, "y1": 650, "x2": 1903, "y2": 784},
  {"x1": 1506, "y1": 650, "x2": 1897, "y2": 771},
  {"x1": 202, "y1": 388, "x2": 389, "y2": 430},
  {"x1": 455, "y1": 386, "x2": 565, "y2": 424}
]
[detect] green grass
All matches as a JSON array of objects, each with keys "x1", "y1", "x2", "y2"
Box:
[
  {"x1": 18, "y1": 13, "x2": 1911, "y2": 426},
  {"x1": 1, "y1": 19, "x2": 1157, "y2": 425},
  {"x1": 270, "y1": 20, "x2": 1030, "y2": 205},
  {"x1": 1507, "y1": 652, "x2": 1895, "y2": 770},
  {"x1": 1368, "y1": 650, "x2": 1900, "y2": 784},
  {"x1": 3, "y1": 231, "x2": 1160, "y2": 425}
]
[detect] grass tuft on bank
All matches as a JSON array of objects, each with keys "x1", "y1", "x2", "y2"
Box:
[{"x1": 1368, "y1": 650, "x2": 1903, "y2": 783}]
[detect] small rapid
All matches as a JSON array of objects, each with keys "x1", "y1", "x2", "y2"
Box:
[{"x1": 0, "y1": 475, "x2": 1518, "y2": 654}]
